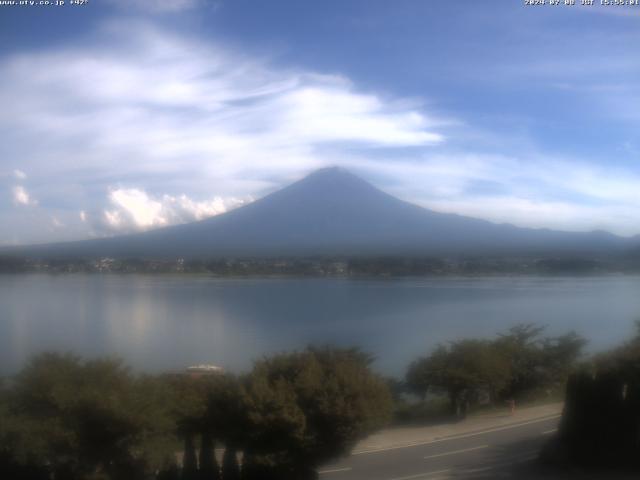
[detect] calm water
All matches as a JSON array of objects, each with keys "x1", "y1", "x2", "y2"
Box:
[{"x1": 1, "y1": 274, "x2": 639, "y2": 376}]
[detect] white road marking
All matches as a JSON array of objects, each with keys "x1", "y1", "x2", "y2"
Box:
[
  {"x1": 388, "y1": 468, "x2": 450, "y2": 480},
  {"x1": 541, "y1": 429, "x2": 557, "y2": 435},
  {"x1": 352, "y1": 415, "x2": 561, "y2": 456},
  {"x1": 460, "y1": 465, "x2": 493, "y2": 474},
  {"x1": 423, "y1": 444, "x2": 489, "y2": 460},
  {"x1": 318, "y1": 467, "x2": 352, "y2": 475}
]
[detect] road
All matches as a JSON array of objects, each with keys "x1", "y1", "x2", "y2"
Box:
[{"x1": 318, "y1": 415, "x2": 562, "y2": 480}]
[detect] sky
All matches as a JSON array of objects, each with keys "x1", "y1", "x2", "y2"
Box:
[{"x1": 0, "y1": 0, "x2": 639, "y2": 245}]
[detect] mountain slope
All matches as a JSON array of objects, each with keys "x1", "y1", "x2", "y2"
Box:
[{"x1": 8, "y1": 167, "x2": 634, "y2": 258}]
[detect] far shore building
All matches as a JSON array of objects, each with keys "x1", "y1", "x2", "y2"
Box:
[{"x1": 185, "y1": 364, "x2": 224, "y2": 379}]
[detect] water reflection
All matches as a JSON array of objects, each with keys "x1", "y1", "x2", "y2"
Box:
[{"x1": 1, "y1": 274, "x2": 639, "y2": 376}]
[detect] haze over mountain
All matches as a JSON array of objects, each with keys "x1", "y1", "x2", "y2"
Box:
[{"x1": 6, "y1": 168, "x2": 636, "y2": 259}]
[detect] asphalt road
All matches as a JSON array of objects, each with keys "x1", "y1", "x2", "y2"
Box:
[{"x1": 318, "y1": 416, "x2": 562, "y2": 480}]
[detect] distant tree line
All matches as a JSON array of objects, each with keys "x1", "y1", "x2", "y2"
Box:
[
  {"x1": 1, "y1": 255, "x2": 637, "y2": 275},
  {"x1": 0, "y1": 347, "x2": 392, "y2": 480}
]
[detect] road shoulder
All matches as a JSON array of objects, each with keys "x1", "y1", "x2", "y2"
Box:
[{"x1": 353, "y1": 402, "x2": 563, "y2": 455}]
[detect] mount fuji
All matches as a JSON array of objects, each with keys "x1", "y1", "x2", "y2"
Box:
[{"x1": 7, "y1": 167, "x2": 634, "y2": 258}]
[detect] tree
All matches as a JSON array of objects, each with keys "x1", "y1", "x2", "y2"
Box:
[
  {"x1": 157, "y1": 463, "x2": 181, "y2": 480},
  {"x1": 539, "y1": 331, "x2": 587, "y2": 388},
  {"x1": 407, "y1": 325, "x2": 587, "y2": 417},
  {"x1": 1, "y1": 348, "x2": 393, "y2": 479},
  {"x1": 198, "y1": 432, "x2": 220, "y2": 480},
  {"x1": 221, "y1": 447, "x2": 240, "y2": 480},
  {"x1": 495, "y1": 324, "x2": 586, "y2": 401},
  {"x1": 406, "y1": 340, "x2": 511, "y2": 417},
  {"x1": 0, "y1": 353, "x2": 176, "y2": 480},
  {"x1": 182, "y1": 434, "x2": 198, "y2": 480},
  {"x1": 202, "y1": 375, "x2": 244, "y2": 480},
  {"x1": 162, "y1": 372, "x2": 232, "y2": 480},
  {"x1": 494, "y1": 324, "x2": 548, "y2": 400},
  {"x1": 549, "y1": 324, "x2": 640, "y2": 470},
  {"x1": 241, "y1": 347, "x2": 392, "y2": 479}
]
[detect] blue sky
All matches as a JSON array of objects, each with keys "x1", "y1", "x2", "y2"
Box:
[{"x1": 1, "y1": 0, "x2": 639, "y2": 244}]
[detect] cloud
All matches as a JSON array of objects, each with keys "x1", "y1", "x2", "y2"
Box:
[
  {"x1": 276, "y1": 87, "x2": 441, "y2": 146},
  {"x1": 102, "y1": 187, "x2": 250, "y2": 233},
  {"x1": 350, "y1": 153, "x2": 640, "y2": 236},
  {"x1": 425, "y1": 196, "x2": 639, "y2": 236},
  {"x1": 0, "y1": 21, "x2": 444, "y2": 242},
  {"x1": 12, "y1": 186, "x2": 36, "y2": 206},
  {"x1": 1, "y1": 19, "x2": 639, "y2": 243}
]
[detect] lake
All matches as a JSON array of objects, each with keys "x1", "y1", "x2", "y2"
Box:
[{"x1": 1, "y1": 274, "x2": 639, "y2": 377}]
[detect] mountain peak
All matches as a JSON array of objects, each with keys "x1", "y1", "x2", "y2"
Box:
[
  {"x1": 301, "y1": 166, "x2": 365, "y2": 184},
  {"x1": 260, "y1": 166, "x2": 384, "y2": 211},
  {"x1": 8, "y1": 166, "x2": 632, "y2": 259},
  {"x1": 306, "y1": 166, "x2": 355, "y2": 178},
  {"x1": 292, "y1": 166, "x2": 378, "y2": 194}
]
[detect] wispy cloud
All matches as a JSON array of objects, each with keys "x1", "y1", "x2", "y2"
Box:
[
  {"x1": 1, "y1": 17, "x2": 639, "y2": 244},
  {"x1": 51, "y1": 216, "x2": 64, "y2": 228},
  {"x1": 0, "y1": 21, "x2": 443, "y2": 242},
  {"x1": 12, "y1": 186, "x2": 35, "y2": 206},
  {"x1": 352, "y1": 153, "x2": 640, "y2": 236}
]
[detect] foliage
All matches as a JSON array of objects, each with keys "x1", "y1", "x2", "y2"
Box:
[
  {"x1": 202, "y1": 374, "x2": 246, "y2": 446},
  {"x1": 406, "y1": 340, "x2": 510, "y2": 417},
  {"x1": 406, "y1": 324, "x2": 586, "y2": 417},
  {"x1": 221, "y1": 447, "x2": 240, "y2": 480},
  {"x1": 593, "y1": 320, "x2": 640, "y2": 380},
  {"x1": 0, "y1": 353, "x2": 176, "y2": 480},
  {"x1": 0, "y1": 347, "x2": 393, "y2": 479},
  {"x1": 495, "y1": 324, "x2": 586, "y2": 400},
  {"x1": 549, "y1": 321, "x2": 640, "y2": 469},
  {"x1": 181, "y1": 434, "x2": 198, "y2": 480},
  {"x1": 241, "y1": 346, "x2": 392, "y2": 479},
  {"x1": 198, "y1": 432, "x2": 220, "y2": 480}
]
